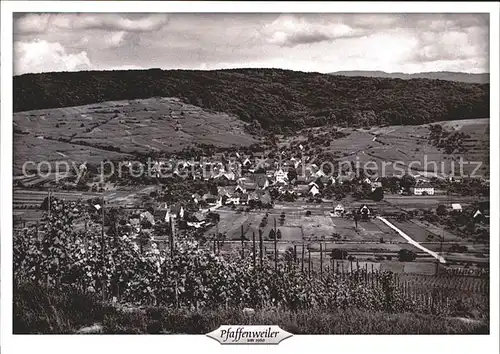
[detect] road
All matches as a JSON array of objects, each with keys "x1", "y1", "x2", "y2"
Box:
[{"x1": 376, "y1": 216, "x2": 446, "y2": 264}]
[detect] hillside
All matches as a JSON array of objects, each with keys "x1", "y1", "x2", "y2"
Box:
[
  {"x1": 280, "y1": 118, "x2": 489, "y2": 177},
  {"x1": 13, "y1": 97, "x2": 258, "y2": 174},
  {"x1": 330, "y1": 71, "x2": 489, "y2": 84},
  {"x1": 13, "y1": 68, "x2": 489, "y2": 133}
]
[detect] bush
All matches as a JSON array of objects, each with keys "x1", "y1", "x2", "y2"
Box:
[
  {"x1": 436, "y1": 204, "x2": 448, "y2": 216},
  {"x1": 371, "y1": 187, "x2": 384, "y2": 202},
  {"x1": 398, "y1": 249, "x2": 417, "y2": 262},
  {"x1": 330, "y1": 249, "x2": 348, "y2": 260}
]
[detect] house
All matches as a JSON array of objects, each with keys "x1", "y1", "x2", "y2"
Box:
[
  {"x1": 313, "y1": 169, "x2": 326, "y2": 178},
  {"x1": 362, "y1": 177, "x2": 372, "y2": 186},
  {"x1": 79, "y1": 162, "x2": 87, "y2": 173},
  {"x1": 295, "y1": 175, "x2": 308, "y2": 185},
  {"x1": 410, "y1": 182, "x2": 435, "y2": 196},
  {"x1": 155, "y1": 203, "x2": 184, "y2": 221},
  {"x1": 238, "y1": 176, "x2": 258, "y2": 191},
  {"x1": 243, "y1": 181, "x2": 258, "y2": 191},
  {"x1": 213, "y1": 173, "x2": 230, "y2": 183},
  {"x1": 203, "y1": 192, "x2": 219, "y2": 204},
  {"x1": 129, "y1": 217, "x2": 141, "y2": 232},
  {"x1": 332, "y1": 204, "x2": 345, "y2": 217},
  {"x1": 309, "y1": 184, "x2": 320, "y2": 197},
  {"x1": 248, "y1": 191, "x2": 260, "y2": 202},
  {"x1": 191, "y1": 193, "x2": 202, "y2": 204},
  {"x1": 187, "y1": 212, "x2": 206, "y2": 228},
  {"x1": 274, "y1": 169, "x2": 288, "y2": 184},
  {"x1": 307, "y1": 163, "x2": 319, "y2": 174},
  {"x1": 171, "y1": 204, "x2": 185, "y2": 219},
  {"x1": 153, "y1": 202, "x2": 169, "y2": 223},
  {"x1": 259, "y1": 192, "x2": 273, "y2": 207},
  {"x1": 228, "y1": 196, "x2": 240, "y2": 205},
  {"x1": 336, "y1": 174, "x2": 353, "y2": 185},
  {"x1": 370, "y1": 178, "x2": 383, "y2": 192},
  {"x1": 451, "y1": 203, "x2": 463, "y2": 213},
  {"x1": 449, "y1": 176, "x2": 463, "y2": 183},
  {"x1": 359, "y1": 204, "x2": 372, "y2": 219},
  {"x1": 140, "y1": 211, "x2": 155, "y2": 227},
  {"x1": 313, "y1": 178, "x2": 324, "y2": 190},
  {"x1": 473, "y1": 208, "x2": 489, "y2": 222},
  {"x1": 215, "y1": 171, "x2": 236, "y2": 182},
  {"x1": 217, "y1": 187, "x2": 232, "y2": 198},
  {"x1": 240, "y1": 193, "x2": 249, "y2": 205},
  {"x1": 308, "y1": 181, "x2": 320, "y2": 190},
  {"x1": 296, "y1": 184, "x2": 309, "y2": 196},
  {"x1": 255, "y1": 175, "x2": 270, "y2": 190},
  {"x1": 234, "y1": 185, "x2": 246, "y2": 194},
  {"x1": 328, "y1": 175, "x2": 337, "y2": 185},
  {"x1": 154, "y1": 209, "x2": 169, "y2": 223}
]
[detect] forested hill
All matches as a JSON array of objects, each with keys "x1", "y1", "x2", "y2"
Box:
[{"x1": 13, "y1": 68, "x2": 489, "y2": 133}]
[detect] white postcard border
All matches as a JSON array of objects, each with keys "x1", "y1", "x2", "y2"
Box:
[{"x1": 1, "y1": 2, "x2": 499, "y2": 354}]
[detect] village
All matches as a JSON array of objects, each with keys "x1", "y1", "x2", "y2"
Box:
[{"x1": 14, "y1": 146, "x2": 480, "y2": 279}]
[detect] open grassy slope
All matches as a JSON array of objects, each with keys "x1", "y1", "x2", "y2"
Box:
[
  {"x1": 284, "y1": 118, "x2": 489, "y2": 177},
  {"x1": 13, "y1": 97, "x2": 258, "y2": 174}
]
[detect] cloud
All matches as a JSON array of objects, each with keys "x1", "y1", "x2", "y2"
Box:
[
  {"x1": 12, "y1": 13, "x2": 490, "y2": 75},
  {"x1": 260, "y1": 14, "x2": 362, "y2": 47},
  {"x1": 105, "y1": 31, "x2": 127, "y2": 47},
  {"x1": 409, "y1": 21, "x2": 488, "y2": 69},
  {"x1": 15, "y1": 13, "x2": 169, "y2": 34},
  {"x1": 14, "y1": 40, "x2": 92, "y2": 75}
]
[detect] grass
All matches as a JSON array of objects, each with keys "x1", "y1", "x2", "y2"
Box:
[
  {"x1": 14, "y1": 282, "x2": 489, "y2": 335},
  {"x1": 13, "y1": 97, "x2": 257, "y2": 174}
]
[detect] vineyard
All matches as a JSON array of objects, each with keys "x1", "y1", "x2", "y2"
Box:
[{"x1": 13, "y1": 197, "x2": 489, "y2": 333}]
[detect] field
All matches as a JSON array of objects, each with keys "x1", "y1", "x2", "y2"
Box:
[
  {"x1": 209, "y1": 205, "x2": 404, "y2": 243},
  {"x1": 384, "y1": 195, "x2": 483, "y2": 209},
  {"x1": 204, "y1": 194, "x2": 490, "y2": 275},
  {"x1": 208, "y1": 203, "x2": 428, "y2": 262},
  {"x1": 390, "y1": 220, "x2": 444, "y2": 243},
  {"x1": 398, "y1": 273, "x2": 489, "y2": 294},
  {"x1": 13, "y1": 186, "x2": 158, "y2": 227},
  {"x1": 284, "y1": 118, "x2": 489, "y2": 178},
  {"x1": 13, "y1": 97, "x2": 259, "y2": 174}
]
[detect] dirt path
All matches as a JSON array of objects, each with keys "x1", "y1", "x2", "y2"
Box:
[{"x1": 376, "y1": 216, "x2": 446, "y2": 264}]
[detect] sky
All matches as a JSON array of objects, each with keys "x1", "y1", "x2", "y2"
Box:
[{"x1": 13, "y1": 13, "x2": 489, "y2": 75}]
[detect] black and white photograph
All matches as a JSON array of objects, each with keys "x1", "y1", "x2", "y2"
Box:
[{"x1": 1, "y1": 1, "x2": 499, "y2": 352}]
